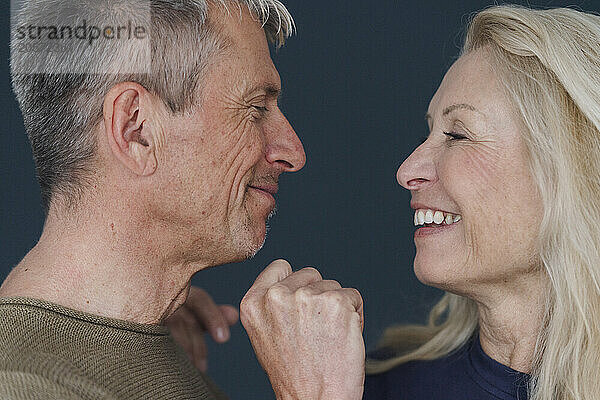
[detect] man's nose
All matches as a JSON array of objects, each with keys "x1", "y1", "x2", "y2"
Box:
[
  {"x1": 396, "y1": 142, "x2": 437, "y2": 190},
  {"x1": 265, "y1": 110, "x2": 306, "y2": 172}
]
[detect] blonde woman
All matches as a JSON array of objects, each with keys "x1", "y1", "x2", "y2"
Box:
[{"x1": 364, "y1": 5, "x2": 600, "y2": 400}]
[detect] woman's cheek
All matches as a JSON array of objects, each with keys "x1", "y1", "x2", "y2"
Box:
[{"x1": 439, "y1": 146, "x2": 507, "y2": 265}]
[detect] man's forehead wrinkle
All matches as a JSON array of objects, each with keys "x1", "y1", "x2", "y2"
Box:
[{"x1": 214, "y1": 33, "x2": 235, "y2": 55}]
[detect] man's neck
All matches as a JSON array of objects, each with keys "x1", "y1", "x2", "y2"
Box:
[{"x1": 0, "y1": 209, "x2": 208, "y2": 324}]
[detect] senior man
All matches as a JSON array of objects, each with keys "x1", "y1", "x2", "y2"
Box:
[{"x1": 1, "y1": 0, "x2": 366, "y2": 399}]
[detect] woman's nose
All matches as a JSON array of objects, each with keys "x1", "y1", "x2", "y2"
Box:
[{"x1": 396, "y1": 143, "x2": 437, "y2": 191}]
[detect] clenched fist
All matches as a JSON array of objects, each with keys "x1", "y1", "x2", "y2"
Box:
[{"x1": 240, "y1": 259, "x2": 365, "y2": 400}]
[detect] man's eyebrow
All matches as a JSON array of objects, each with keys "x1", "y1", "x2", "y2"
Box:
[
  {"x1": 264, "y1": 84, "x2": 282, "y2": 100},
  {"x1": 245, "y1": 83, "x2": 282, "y2": 102},
  {"x1": 425, "y1": 103, "x2": 480, "y2": 121}
]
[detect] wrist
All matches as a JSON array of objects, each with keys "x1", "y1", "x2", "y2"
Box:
[{"x1": 274, "y1": 386, "x2": 363, "y2": 400}]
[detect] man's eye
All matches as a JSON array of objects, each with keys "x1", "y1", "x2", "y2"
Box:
[
  {"x1": 252, "y1": 105, "x2": 269, "y2": 114},
  {"x1": 443, "y1": 131, "x2": 467, "y2": 140}
]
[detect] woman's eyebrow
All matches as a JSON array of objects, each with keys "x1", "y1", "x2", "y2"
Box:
[
  {"x1": 425, "y1": 103, "x2": 482, "y2": 121},
  {"x1": 442, "y1": 103, "x2": 478, "y2": 116}
]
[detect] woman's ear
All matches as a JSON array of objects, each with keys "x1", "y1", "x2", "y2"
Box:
[{"x1": 103, "y1": 82, "x2": 159, "y2": 176}]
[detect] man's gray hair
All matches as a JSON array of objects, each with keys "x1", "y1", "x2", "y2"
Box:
[{"x1": 10, "y1": 0, "x2": 294, "y2": 213}]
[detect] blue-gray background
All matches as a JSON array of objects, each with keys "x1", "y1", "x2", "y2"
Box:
[{"x1": 2, "y1": 1, "x2": 598, "y2": 398}]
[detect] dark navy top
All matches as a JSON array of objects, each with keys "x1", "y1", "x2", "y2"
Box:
[{"x1": 364, "y1": 336, "x2": 529, "y2": 400}]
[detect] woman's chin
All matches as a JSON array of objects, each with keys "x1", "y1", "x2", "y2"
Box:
[{"x1": 413, "y1": 258, "x2": 462, "y2": 290}]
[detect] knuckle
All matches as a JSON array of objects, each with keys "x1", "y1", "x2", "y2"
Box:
[
  {"x1": 239, "y1": 296, "x2": 259, "y2": 325},
  {"x1": 349, "y1": 287, "x2": 363, "y2": 303},
  {"x1": 323, "y1": 291, "x2": 345, "y2": 307},
  {"x1": 294, "y1": 286, "x2": 314, "y2": 302},
  {"x1": 240, "y1": 292, "x2": 252, "y2": 308},
  {"x1": 240, "y1": 291, "x2": 259, "y2": 310},
  {"x1": 265, "y1": 283, "x2": 288, "y2": 304},
  {"x1": 239, "y1": 305, "x2": 254, "y2": 328},
  {"x1": 324, "y1": 279, "x2": 342, "y2": 289},
  {"x1": 300, "y1": 266, "x2": 322, "y2": 279}
]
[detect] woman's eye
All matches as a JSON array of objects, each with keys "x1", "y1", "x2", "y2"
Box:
[{"x1": 443, "y1": 131, "x2": 467, "y2": 140}]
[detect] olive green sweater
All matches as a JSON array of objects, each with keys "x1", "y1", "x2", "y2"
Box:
[{"x1": 0, "y1": 297, "x2": 227, "y2": 400}]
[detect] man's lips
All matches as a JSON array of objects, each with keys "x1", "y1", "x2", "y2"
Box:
[{"x1": 248, "y1": 184, "x2": 278, "y2": 196}]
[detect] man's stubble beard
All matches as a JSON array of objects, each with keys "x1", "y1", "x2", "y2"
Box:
[{"x1": 232, "y1": 204, "x2": 278, "y2": 261}]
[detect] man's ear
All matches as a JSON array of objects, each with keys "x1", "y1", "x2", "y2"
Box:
[{"x1": 103, "y1": 82, "x2": 160, "y2": 176}]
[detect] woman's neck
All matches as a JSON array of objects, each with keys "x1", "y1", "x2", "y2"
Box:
[{"x1": 474, "y1": 271, "x2": 548, "y2": 373}]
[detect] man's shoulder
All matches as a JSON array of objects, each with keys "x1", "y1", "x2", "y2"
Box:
[
  {"x1": 0, "y1": 350, "x2": 116, "y2": 400},
  {"x1": 0, "y1": 298, "x2": 226, "y2": 400},
  {"x1": 0, "y1": 298, "x2": 98, "y2": 394},
  {"x1": 0, "y1": 371, "x2": 115, "y2": 400}
]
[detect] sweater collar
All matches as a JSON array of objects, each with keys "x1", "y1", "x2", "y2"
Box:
[{"x1": 467, "y1": 334, "x2": 530, "y2": 400}]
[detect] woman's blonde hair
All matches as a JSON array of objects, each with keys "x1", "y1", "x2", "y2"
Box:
[{"x1": 367, "y1": 5, "x2": 600, "y2": 400}]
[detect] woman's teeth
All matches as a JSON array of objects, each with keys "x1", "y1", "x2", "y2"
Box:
[{"x1": 414, "y1": 209, "x2": 461, "y2": 226}]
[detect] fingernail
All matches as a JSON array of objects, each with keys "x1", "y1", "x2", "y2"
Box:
[{"x1": 216, "y1": 327, "x2": 229, "y2": 342}]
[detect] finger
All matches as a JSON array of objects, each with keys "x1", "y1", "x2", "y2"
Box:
[
  {"x1": 169, "y1": 317, "x2": 193, "y2": 357},
  {"x1": 278, "y1": 267, "x2": 323, "y2": 291},
  {"x1": 186, "y1": 287, "x2": 230, "y2": 343},
  {"x1": 175, "y1": 307, "x2": 208, "y2": 370},
  {"x1": 218, "y1": 305, "x2": 239, "y2": 327},
  {"x1": 176, "y1": 305, "x2": 204, "y2": 345},
  {"x1": 336, "y1": 288, "x2": 365, "y2": 331},
  {"x1": 248, "y1": 259, "x2": 293, "y2": 293},
  {"x1": 190, "y1": 327, "x2": 208, "y2": 372},
  {"x1": 304, "y1": 279, "x2": 342, "y2": 293},
  {"x1": 167, "y1": 311, "x2": 202, "y2": 367}
]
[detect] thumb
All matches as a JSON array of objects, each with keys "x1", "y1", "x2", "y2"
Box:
[{"x1": 248, "y1": 259, "x2": 293, "y2": 293}]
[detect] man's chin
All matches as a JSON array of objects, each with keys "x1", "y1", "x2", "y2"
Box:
[
  {"x1": 246, "y1": 217, "x2": 272, "y2": 259},
  {"x1": 228, "y1": 233, "x2": 265, "y2": 262},
  {"x1": 247, "y1": 235, "x2": 266, "y2": 259},
  {"x1": 232, "y1": 218, "x2": 273, "y2": 261}
]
